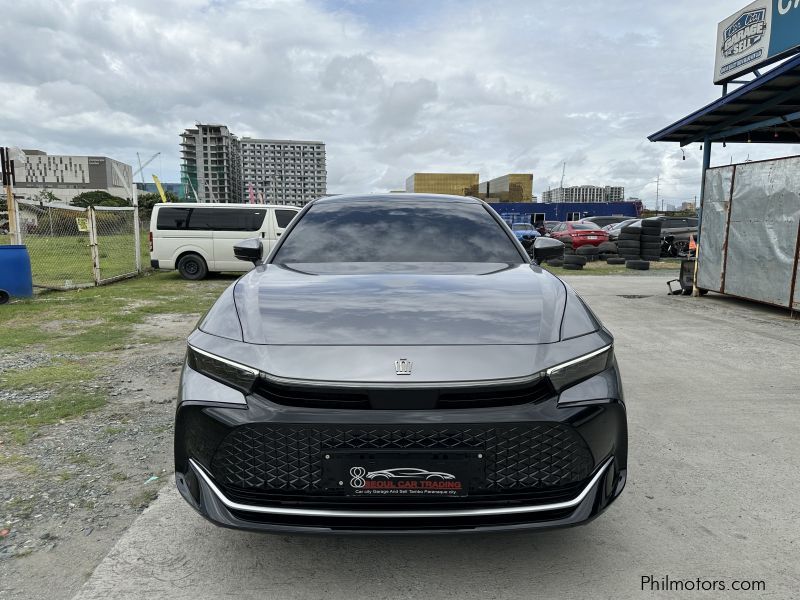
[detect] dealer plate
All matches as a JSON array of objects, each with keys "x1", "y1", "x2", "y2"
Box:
[{"x1": 322, "y1": 450, "x2": 484, "y2": 497}]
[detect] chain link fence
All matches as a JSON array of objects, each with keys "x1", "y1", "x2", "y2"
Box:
[
  {"x1": 14, "y1": 199, "x2": 141, "y2": 290},
  {"x1": 93, "y1": 206, "x2": 139, "y2": 283}
]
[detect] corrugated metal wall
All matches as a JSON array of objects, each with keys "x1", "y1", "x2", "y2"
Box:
[{"x1": 698, "y1": 156, "x2": 800, "y2": 309}]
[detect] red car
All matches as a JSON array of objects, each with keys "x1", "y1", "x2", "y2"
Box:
[{"x1": 548, "y1": 222, "x2": 609, "y2": 248}]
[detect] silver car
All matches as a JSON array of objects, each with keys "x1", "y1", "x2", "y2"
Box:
[{"x1": 174, "y1": 194, "x2": 627, "y2": 534}]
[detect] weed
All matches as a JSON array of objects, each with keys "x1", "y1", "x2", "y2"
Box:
[{"x1": 129, "y1": 487, "x2": 158, "y2": 510}]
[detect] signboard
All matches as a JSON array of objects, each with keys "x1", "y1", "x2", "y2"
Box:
[
  {"x1": 75, "y1": 217, "x2": 89, "y2": 232},
  {"x1": 714, "y1": 0, "x2": 800, "y2": 84}
]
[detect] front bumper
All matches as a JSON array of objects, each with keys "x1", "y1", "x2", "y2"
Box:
[{"x1": 174, "y1": 364, "x2": 627, "y2": 534}]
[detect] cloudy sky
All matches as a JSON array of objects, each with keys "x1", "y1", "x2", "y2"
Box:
[{"x1": 1, "y1": 0, "x2": 798, "y2": 208}]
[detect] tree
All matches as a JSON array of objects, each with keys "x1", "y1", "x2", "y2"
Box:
[
  {"x1": 136, "y1": 190, "x2": 183, "y2": 219},
  {"x1": 32, "y1": 189, "x2": 60, "y2": 203},
  {"x1": 71, "y1": 190, "x2": 128, "y2": 208}
]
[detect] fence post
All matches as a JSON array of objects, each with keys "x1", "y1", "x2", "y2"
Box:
[
  {"x1": 11, "y1": 193, "x2": 21, "y2": 245},
  {"x1": 89, "y1": 207, "x2": 101, "y2": 285},
  {"x1": 132, "y1": 184, "x2": 141, "y2": 273}
]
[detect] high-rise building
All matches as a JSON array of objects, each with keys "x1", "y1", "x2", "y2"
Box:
[
  {"x1": 180, "y1": 124, "x2": 242, "y2": 203},
  {"x1": 542, "y1": 185, "x2": 625, "y2": 203},
  {"x1": 405, "y1": 173, "x2": 479, "y2": 196},
  {"x1": 240, "y1": 138, "x2": 326, "y2": 206},
  {"x1": 13, "y1": 150, "x2": 133, "y2": 203},
  {"x1": 477, "y1": 174, "x2": 533, "y2": 202}
]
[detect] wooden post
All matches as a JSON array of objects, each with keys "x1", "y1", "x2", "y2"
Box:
[
  {"x1": 89, "y1": 207, "x2": 101, "y2": 285},
  {"x1": 1, "y1": 147, "x2": 21, "y2": 245}
]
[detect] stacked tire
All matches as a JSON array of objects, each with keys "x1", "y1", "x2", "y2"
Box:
[
  {"x1": 597, "y1": 241, "x2": 618, "y2": 262},
  {"x1": 639, "y1": 220, "x2": 662, "y2": 262},
  {"x1": 576, "y1": 245, "x2": 599, "y2": 262},
  {"x1": 616, "y1": 225, "x2": 641, "y2": 262},
  {"x1": 562, "y1": 255, "x2": 586, "y2": 271}
]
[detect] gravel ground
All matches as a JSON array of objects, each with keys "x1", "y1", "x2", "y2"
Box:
[{"x1": 0, "y1": 315, "x2": 197, "y2": 600}]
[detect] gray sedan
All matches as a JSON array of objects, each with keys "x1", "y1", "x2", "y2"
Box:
[{"x1": 174, "y1": 194, "x2": 627, "y2": 534}]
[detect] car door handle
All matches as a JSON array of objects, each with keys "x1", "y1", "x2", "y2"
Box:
[{"x1": 276, "y1": 232, "x2": 282, "y2": 236}]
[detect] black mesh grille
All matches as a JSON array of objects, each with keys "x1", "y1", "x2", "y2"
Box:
[
  {"x1": 211, "y1": 424, "x2": 594, "y2": 498},
  {"x1": 252, "y1": 378, "x2": 553, "y2": 410}
]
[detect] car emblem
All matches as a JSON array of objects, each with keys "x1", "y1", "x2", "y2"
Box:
[{"x1": 395, "y1": 358, "x2": 412, "y2": 375}]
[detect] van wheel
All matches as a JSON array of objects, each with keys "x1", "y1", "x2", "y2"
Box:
[{"x1": 177, "y1": 254, "x2": 208, "y2": 280}]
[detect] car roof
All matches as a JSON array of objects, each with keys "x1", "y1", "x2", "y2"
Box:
[
  {"x1": 314, "y1": 193, "x2": 483, "y2": 205},
  {"x1": 153, "y1": 203, "x2": 297, "y2": 209}
]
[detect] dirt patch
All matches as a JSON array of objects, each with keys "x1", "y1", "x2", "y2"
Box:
[
  {"x1": 0, "y1": 316, "x2": 197, "y2": 600},
  {"x1": 133, "y1": 313, "x2": 201, "y2": 341},
  {"x1": 0, "y1": 352, "x2": 56, "y2": 374},
  {"x1": 39, "y1": 319, "x2": 104, "y2": 333},
  {"x1": 119, "y1": 299, "x2": 161, "y2": 314}
]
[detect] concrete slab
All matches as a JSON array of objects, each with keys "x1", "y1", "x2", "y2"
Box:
[{"x1": 72, "y1": 275, "x2": 800, "y2": 600}]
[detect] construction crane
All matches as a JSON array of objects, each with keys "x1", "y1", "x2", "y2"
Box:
[{"x1": 135, "y1": 152, "x2": 161, "y2": 184}]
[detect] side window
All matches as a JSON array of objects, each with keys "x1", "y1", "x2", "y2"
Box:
[
  {"x1": 210, "y1": 209, "x2": 266, "y2": 231},
  {"x1": 275, "y1": 209, "x2": 298, "y2": 229},
  {"x1": 665, "y1": 219, "x2": 685, "y2": 229},
  {"x1": 155, "y1": 207, "x2": 265, "y2": 231},
  {"x1": 156, "y1": 207, "x2": 193, "y2": 230}
]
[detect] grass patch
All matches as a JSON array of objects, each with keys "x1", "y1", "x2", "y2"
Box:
[
  {"x1": 68, "y1": 451, "x2": 102, "y2": 467},
  {"x1": 0, "y1": 272, "x2": 232, "y2": 353},
  {"x1": 0, "y1": 390, "x2": 106, "y2": 428},
  {"x1": 129, "y1": 487, "x2": 158, "y2": 510},
  {"x1": 103, "y1": 425, "x2": 125, "y2": 436},
  {"x1": 0, "y1": 361, "x2": 102, "y2": 390},
  {"x1": 5, "y1": 497, "x2": 36, "y2": 519},
  {"x1": 110, "y1": 471, "x2": 128, "y2": 482},
  {"x1": 22, "y1": 233, "x2": 138, "y2": 288},
  {"x1": 0, "y1": 454, "x2": 40, "y2": 476}
]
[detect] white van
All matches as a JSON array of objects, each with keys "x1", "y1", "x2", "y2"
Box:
[{"x1": 149, "y1": 203, "x2": 300, "y2": 279}]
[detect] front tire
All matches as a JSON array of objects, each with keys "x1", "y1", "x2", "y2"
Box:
[{"x1": 177, "y1": 254, "x2": 208, "y2": 280}]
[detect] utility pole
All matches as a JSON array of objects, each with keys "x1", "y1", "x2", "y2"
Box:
[
  {"x1": 656, "y1": 175, "x2": 661, "y2": 212},
  {"x1": 559, "y1": 162, "x2": 566, "y2": 202}
]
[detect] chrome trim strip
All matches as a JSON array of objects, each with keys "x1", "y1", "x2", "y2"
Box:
[
  {"x1": 546, "y1": 344, "x2": 612, "y2": 376},
  {"x1": 256, "y1": 371, "x2": 547, "y2": 390},
  {"x1": 189, "y1": 457, "x2": 612, "y2": 518},
  {"x1": 188, "y1": 345, "x2": 260, "y2": 376}
]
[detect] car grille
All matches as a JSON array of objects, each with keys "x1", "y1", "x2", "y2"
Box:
[
  {"x1": 252, "y1": 378, "x2": 553, "y2": 410},
  {"x1": 210, "y1": 424, "x2": 594, "y2": 500}
]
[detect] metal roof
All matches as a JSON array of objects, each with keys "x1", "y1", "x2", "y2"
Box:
[{"x1": 649, "y1": 53, "x2": 800, "y2": 146}]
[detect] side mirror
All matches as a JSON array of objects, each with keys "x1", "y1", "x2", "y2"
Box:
[
  {"x1": 234, "y1": 238, "x2": 263, "y2": 265},
  {"x1": 532, "y1": 237, "x2": 564, "y2": 264},
  {"x1": 520, "y1": 233, "x2": 535, "y2": 249}
]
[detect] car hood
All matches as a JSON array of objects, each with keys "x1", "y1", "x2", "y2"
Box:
[{"x1": 231, "y1": 262, "x2": 567, "y2": 345}]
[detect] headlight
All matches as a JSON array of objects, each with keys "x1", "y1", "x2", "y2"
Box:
[
  {"x1": 186, "y1": 345, "x2": 259, "y2": 393},
  {"x1": 546, "y1": 345, "x2": 613, "y2": 392}
]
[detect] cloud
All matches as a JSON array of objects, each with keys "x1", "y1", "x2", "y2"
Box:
[{"x1": 1, "y1": 0, "x2": 799, "y2": 207}]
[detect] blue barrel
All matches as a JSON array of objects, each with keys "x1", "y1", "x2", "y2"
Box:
[{"x1": 0, "y1": 245, "x2": 34, "y2": 303}]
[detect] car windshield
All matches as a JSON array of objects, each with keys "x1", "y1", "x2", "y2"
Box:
[
  {"x1": 570, "y1": 223, "x2": 599, "y2": 230},
  {"x1": 273, "y1": 200, "x2": 525, "y2": 263},
  {"x1": 610, "y1": 219, "x2": 638, "y2": 230}
]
